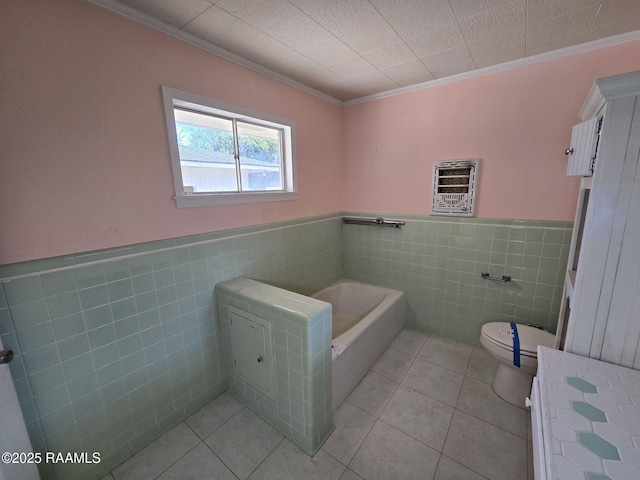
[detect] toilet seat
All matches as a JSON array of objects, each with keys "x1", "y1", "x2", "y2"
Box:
[
  {"x1": 480, "y1": 321, "x2": 556, "y2": 407},
  {"x1": 481, "y1": 322, "x2": 555, "y2": 358}
]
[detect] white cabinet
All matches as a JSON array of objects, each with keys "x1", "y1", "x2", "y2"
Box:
[
  {"x1": 566, "y1": 116, "x2": 601, "y2": 177},
  {"x1": 560, "y1": 70, "x2": 640, "y2": 368}
]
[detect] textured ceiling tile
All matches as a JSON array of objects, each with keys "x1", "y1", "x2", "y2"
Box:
[
  {"x1": 363, "y1": 42, "x2": 418, "y2": 68},
  {"x1": 215, "y1": 0, "x2": 298, "y2": 31},
  {"x1": 593, "y1": 0, "x2": 640, "y2": 25},
  {"x1": 526, "y1": 0, "x2": 601, "y2": 25},
  {"x1": 368, "y1": 0, "x2": 419, "y2": 16},
  {"x1": 232, "y1": 32, "x2": 299, "y2": 69},
  {"x1": 467, "y1": 28, "x2": 524, "y2": 58},
  {"x1": 527, "y1": 7, "x2": 598, "y2": 47},
  {"x1": 458, "y1": 0, "x2": 526, "y2": 42},
  {"x1": 320, "y1": 81, "x2": 364, "y2": 101},
  {"x1": 357, "y1": 82, "x2": 401, "y2": 97},
  {"x1": 286, "y1": 66, "x2": 345, "y2": 90},
  {"x1": 266, "y1": 13, "x2": 333, "y2": 52},
  {"x1": 183, "y1": 5, "x2": 256, "y2": 50},
  {"x1": 118, "y1": 0, "x2": 640, "y2": 102},
  {"x1": 381, "y1": 59, "x2": 432, "y2": 80},
  {"x1": 474, "y1": 50, "x2": 522, "y2": 68},
  {"x1": 297, "y1": 65, "x2": 344, "y2": 88},
  {"x1": 349, "y1": 70, "x2": 395, "y2": 88},
  {"x1": 420, "y1": 45, "x2": 474, "y2": 72},
  {"x1": 586, "y1": 16, "x2": 640, "y2": 42},
  {"x1": 132, "y1": 0, "x2": 213, "y2": 28},
  {"x1": 449, "y1": 0, "x2": 517, "y2": 21},
  {"x1": 429, "y1": 62, "x2": 475, "y2": 79},
  {"x1": 387, "y1": 0, "x2": 456, "y2": 38},
  {"x1": 362, "y1": 83, "x2": 398, "y2": 96},
  {"x1": 327, "y1": 56, "x2": 377, "y2": 79},
  {"x1": 301, "y1": 37, "x2": 358, "y2": 67},
  {"x1": 381, "y1": 61, "x2": 435, "y2": 86},
  {"x1": 338, "y1": 18, "x2": 402, "y2": 55},
  {"x1": 404, "y1": 22, "x2": 466, "y2": 58},
  {"x1": 394, "y1": 73, "x2": 436, "y2": 87},
  {"x1": 289, "y1": 0, "x2": 382, "y2": 36},
  {"x1": 587, "y1": 1, "x2": 640, "y2": 42},
  {"x1": 274, "y1": 54, "x2": 335, "y2": 79}
]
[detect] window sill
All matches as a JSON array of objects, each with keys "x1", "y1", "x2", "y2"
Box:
[{"x1": 175, "y1": 191, "x2": 299, "y2": 208}]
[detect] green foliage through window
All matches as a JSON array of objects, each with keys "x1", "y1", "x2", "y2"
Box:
[{"x1": 176, "y1": 123, "x2": 280, "y2": 164}]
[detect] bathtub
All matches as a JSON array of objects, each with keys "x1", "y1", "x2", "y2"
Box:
[{"x1": 312, "y1": 280, "x2": 405, "y2": 411}]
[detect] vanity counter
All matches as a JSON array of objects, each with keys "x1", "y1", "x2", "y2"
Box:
[{"x1": 532, "y1": 347, "x2": 640, "y2": 479}]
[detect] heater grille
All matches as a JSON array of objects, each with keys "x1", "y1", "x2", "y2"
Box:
[{"x1": 431, "y1": 159, "x2": 479, "y2": 216}]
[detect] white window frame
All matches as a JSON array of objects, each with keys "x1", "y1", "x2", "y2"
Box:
[{"x1": 161, "y1": 86, "x2": 298, "y2": 207}]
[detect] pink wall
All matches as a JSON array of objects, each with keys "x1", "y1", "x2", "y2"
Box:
[
  {"x1": 0, "y1": 0, "x2": 343, "y2": 264},
  {"x1": 2, "y1": 1, "x2": 640, "y2": 265},
  {"x1": 342, "y1": 40, "x2": 640, "y2": 220}
]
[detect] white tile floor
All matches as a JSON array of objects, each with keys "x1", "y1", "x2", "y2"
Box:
[{"x1": 102, "y1": 329, "x2": 535, "y2": 480}]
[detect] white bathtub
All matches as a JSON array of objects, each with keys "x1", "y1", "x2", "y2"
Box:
[{"x1": 312, "y1": 280, "x2": 405, "y2": 411}]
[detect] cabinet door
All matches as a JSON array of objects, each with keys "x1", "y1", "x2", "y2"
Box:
[
  {"x1": 566, "y1": 116, "x2": 600, "y2": 176},
  {"x1": 230, "y1": 307, "x2": 274, "y2": 396}
]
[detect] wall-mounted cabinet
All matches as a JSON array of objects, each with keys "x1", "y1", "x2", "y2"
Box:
[
  {"x1": 565, "y1": 115, "x2": 602, "y2": 177},
  {"x1": 559, "y1": 70, "x2": 640, "y2": 368}
]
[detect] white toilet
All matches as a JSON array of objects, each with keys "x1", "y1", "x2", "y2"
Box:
[{"x1": 480, "y1": 322, "x2": 555, "y2": 407}]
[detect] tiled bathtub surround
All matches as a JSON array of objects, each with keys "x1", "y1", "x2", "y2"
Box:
[
  {"x1": 0, "y1": 215, "x2": 343, "y2": 480},
  {"x1": 342, "y1": 213, "x2": 572, "y2": 346},
  {"x1": 216, "y1": 277, "x2": 333, "y2": 455}
]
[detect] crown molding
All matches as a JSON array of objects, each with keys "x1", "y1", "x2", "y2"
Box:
[
  {"x1": 87, "y1": 0, "x2": 343, "y2": 106},
  {"x1": 580, "y1": 69, "x2": 640, "y2": 119},
  {"x1": 88, "y1": 0, "x2": 640, "y2": 109},
  {"x1": 344, "y1": 30, "x2": 640, "y2": 106}
]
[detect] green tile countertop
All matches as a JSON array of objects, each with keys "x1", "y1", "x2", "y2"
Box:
[{"x1": 537, "y1": 346, "x2": 640, "y2": 479}]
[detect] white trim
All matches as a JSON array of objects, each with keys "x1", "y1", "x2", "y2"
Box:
[
  {"x1": 175, "y1": 191, "x2": 298, "y2": 208},
  {"x1": 596, "y1": 69, "x2": 640, "y2": 100},
  {"x1": 344, "y1": 30, "x2": 640, "y2": 106},
  {"x1": 87, "y1": 0, "x2": 341, "y2": 106},
  {"x1": 580, "y1": 83, "x2": 606, "y2": 120},
  {"x1": 88, "y1": 0, "x2": 640, "y2": 107},
  {"x1": 161, "y1": 86, "x2": 297, "y2": 208},
  {"x1": 581, "y1": 70, "x2": 640, "y2": 120}
]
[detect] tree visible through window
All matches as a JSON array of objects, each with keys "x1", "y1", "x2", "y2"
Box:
[
  {"x1": 162, "y1": 86, "x2": 297, "y2": 207},
  {"x1": 174, "y1": 108, "x2": 283, "y2": 193}
]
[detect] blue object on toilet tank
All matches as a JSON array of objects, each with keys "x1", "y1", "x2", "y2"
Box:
[{"x1": 510, "y1": 322, "x2": 521, "y2": 368}]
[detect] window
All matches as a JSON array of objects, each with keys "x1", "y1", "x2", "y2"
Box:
[{"x1": 162, "y1": 86, "x2": 297, "y2": 207}]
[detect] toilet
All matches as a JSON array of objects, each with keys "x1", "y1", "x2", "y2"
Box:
[{"x1": 480, "y1": 322, "x2": 555, "y2": 407}]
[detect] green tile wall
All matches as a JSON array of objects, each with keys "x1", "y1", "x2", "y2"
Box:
[
  {"x1": 0, "y1": 211, "x2": 571, "y2": 478},
  {"x1": 0, "y1": 215, "x2": 343, "y2": 480},
  {"x1": 342, "y1": 213, "x2": 571, "y2": 347},
  {"x1": 216, "y1": 277, "x2": 333, "y2": 455}
]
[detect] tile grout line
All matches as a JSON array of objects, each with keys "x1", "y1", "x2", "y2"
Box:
[{"x1": 242, "y1": 436, "x2": 285, "y2": 480}]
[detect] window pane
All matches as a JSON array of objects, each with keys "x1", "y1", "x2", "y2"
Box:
[
  {"x1": 174, "y1": 108, "x2": 238, "y2": 193},
  {"x1": 237, "y1": 121, "x2": 283, "y2": 191}
]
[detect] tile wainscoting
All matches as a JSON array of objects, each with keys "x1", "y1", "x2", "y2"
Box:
[
  {"x1": 0, "y1": 211, "x2": 569, "y2": 479},
  {"x1": 342, "y1": 213, "x2": 571, "y2": 347},
  {"x1": 0, "y1": 214, "x2": 342, "y2": 480}
]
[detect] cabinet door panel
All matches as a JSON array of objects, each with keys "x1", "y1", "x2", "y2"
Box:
[{"x1": 567, "y1": 116, "x2": 599, "y2": 176}]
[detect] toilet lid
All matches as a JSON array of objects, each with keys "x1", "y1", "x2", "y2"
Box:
[{"x1": 482, "y1": 322, "x2": 555, "y2": 354}]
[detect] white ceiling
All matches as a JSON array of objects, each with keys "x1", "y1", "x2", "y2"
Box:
[{"x1": 100, "y1": 0, "x2": 640, "y2": 102}]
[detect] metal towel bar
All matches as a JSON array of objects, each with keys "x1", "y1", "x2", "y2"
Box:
[
  {"x1": 481, "y1": 272, "x2": 511, "y2": 283},
  {"x1": 342, "y1": 216, "x2": 405, "y2": 228}
]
